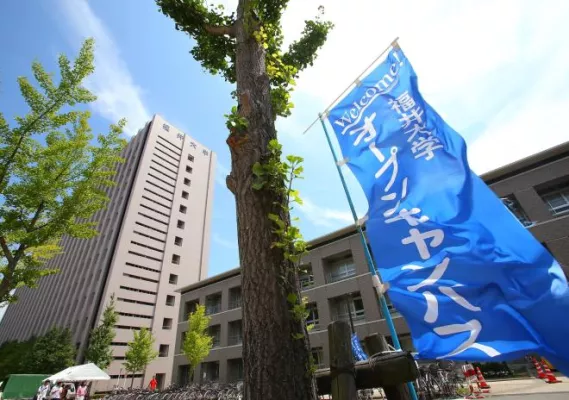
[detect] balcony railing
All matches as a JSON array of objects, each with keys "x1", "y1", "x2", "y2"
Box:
[
  {"x1": 229, "y1": 298, "x2": 242, "y2": 309},
  {"x1": 327, "y1": 264, "x2": 356, "y2": 283},
  {"x1": 228, "y1": 334, "x2": 243, "y2": 346},
  {"x1": 205, "y1": 304, "x2": 221, "y2": 315},
  {"x1": 334, "y1": 309, "x2": 365, "y2": 322},
  {"x1": 300, "y1": 274, "x2": 315, "y2": 289}
]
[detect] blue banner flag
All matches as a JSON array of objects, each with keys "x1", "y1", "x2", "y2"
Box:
[
  {"x1": 351, "y1": 333, "x2": 368, "y2": 361},
  {"x1": 326, "y1": 44, "x2": 569, "y2": 373}
]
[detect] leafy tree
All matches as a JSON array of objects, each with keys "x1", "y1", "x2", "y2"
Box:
[
  {"x1": 124, "y1": 328, "x2": 158, "y2": 388},
  {"x1": 182, "y1": 304, "x2": 213, "y2": 381},
  {"x1": 0, "y1": 38, "x2": 127, "y2": 303},
  {"x1": 156, "y1": 1, "x2": 333, "y2": 398},
  {"x1": 85, "y1": 295, "x2": 118, "y2": 369},
  {"x1": 0, "y1": 337, "x2": 36, "y2": 380},
  {"x1": 22, "y1": 327, "x2": 76, "y2": 374}
]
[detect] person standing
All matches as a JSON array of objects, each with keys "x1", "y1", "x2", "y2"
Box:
[
  {"x1": 148, "y1": 376, "x2": 157, "y2": 392},
  {"x1": 76, "y1": 382, "x2": 87, "y2": 400},
  {"x1": 50, "y1": 382, "x2": 61, "y2": 400},
  {"x1": 37, "y1": 380, "x2": 50, "y2": 400}
]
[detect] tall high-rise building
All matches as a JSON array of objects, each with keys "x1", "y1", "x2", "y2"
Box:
[{"x1": 0, "y1": 115, "x2": 216, "y2": 390}]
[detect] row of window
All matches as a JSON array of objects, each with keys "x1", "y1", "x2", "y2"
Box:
[
  {"x1": 503, "y1": 181, "x2": 569, "y2": 226},
  {"x1": 181, "y1": 335, "x2": 414, "y2": 384},
  {"x1": 183, "y1": 257, "x2": 360, "y2": 319},
  {"x1": 178, "y1": 359, "x2": 243, "y2": 385}
]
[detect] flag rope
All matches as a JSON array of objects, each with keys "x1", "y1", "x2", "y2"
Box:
[
  {"x1": 318, "y1": 113, "x2": 419, "y2": 400},
  {"x1": 302, "y1": 37, "x2": 399, "y2": 135}
]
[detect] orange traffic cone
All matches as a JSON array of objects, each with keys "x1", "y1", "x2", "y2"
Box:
[
  {"x1": 476, "y1": 367, "x2": 491, "y2": 391},
  {"x1": 532, "y1": 357, "x2": 547, "y2": 379},
  {"x1": 542, "y1": 361, "x2": 562, "y2": 384}
]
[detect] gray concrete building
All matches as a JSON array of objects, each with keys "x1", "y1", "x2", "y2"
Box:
[
  {"x1": 0, "y1": 115, "x2": 216, "y2": 391},
  {"x1": 173, "y1": 141, "x2": 569, "y2": 385}
]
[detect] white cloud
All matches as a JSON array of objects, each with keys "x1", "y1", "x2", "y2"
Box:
[
  {"x1": 215, "y1": 161, "x2": 230, "y2": 187},
  {"x1": 212, "y1": 232, "x2": 237, "y2": 249},
  {"x1": 297, "y1": 197, "x2": 353, "y2": 228},
  {"x1": 57, "y1": 0, "x2": 150, "y2": 135},
  {"x1": 276, "y1": 0, "x2": 569, "y2": 176}
]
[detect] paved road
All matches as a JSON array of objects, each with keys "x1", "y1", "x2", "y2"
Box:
[{"x1": 489, "y1": 394, "x2": 569, "y2": 399}]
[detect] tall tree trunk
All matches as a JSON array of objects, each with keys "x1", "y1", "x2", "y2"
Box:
[{"x1": 226, "y1": 2, "x2": 316, "y2": 400}]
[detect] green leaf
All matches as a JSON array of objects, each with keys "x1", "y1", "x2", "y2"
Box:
[
  {"x1": 251, "y1": 181, "x2": 265, "y2": 190},
  {"x1": 292, "y1": 333, "x2": 305, "y2": 340},
  {"x1": 252, "y1": 162, "x2": 265, "y2": 176},
  {"x1": 287, "y1": 293, "x2": 298, "y2": 304},
  {"x1": 307, "y1": 324, "x2": 315, "y2": 332},
  {"x1": 268, "y1": 213, "x2": 285, "y2": 229}
]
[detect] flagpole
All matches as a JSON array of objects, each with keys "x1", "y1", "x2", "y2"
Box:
[{"x1": 318, "y1": 113, "x2": 419, "y2": 400}]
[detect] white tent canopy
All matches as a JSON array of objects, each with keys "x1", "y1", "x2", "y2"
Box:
[{"x1": 48, "y1": 363, "x2": 110, "y2": 383}]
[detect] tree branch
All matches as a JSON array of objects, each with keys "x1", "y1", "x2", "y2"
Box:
[
  {"x1": 0, "y1": 236, "x2": 14, "y2": 264},
  {"x1": 204, "y1": 24, "x2": 236, "y2": 37}
]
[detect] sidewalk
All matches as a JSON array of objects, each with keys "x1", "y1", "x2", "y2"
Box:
[{"x1": 485, "y1": 377, "x2": 569, "y2": 396}]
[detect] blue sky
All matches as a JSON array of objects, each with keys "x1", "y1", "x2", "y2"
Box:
[{"x1": 1, "y1": 0, "x2": 569, "y2": 286}]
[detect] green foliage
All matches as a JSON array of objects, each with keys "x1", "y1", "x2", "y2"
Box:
[
  {"x1": 252, "y1": 139, "x2": 312, "y2": 341},
  {"x1": 85, "y1": 295, "x2": 119, "y2": 370},
  {"x1": 22, "y1": 327, "x2": 76, "y2": 374},
  {"x1": 0, "y1": 338, "x2": 36, "y2": 380},
  {"x1": 0, "y1": 38, "x2": 127, "y2": 303},
  {"x1": 182, "y1": 304, "x2": 213, "y2": 378},
  {"x1": 252, "y1": 139, "x2": 306, "y2": 263},
  {"x1": 156, "y1": 0, "x2": 333, "y2": 119},
  {"x1": 224, "y1": 106, "x2": 249, "y2": 133},
  {"x1": 157, "y1": 1, "x2": 236, "y2": 82},
  {"x1": 124, "y1": 328, "x2": 158, "y2": 382}
]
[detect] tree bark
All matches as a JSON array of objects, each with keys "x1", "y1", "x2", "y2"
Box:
[{"x1": 228, "y1": 1, "x2": 316, "y2": 399}]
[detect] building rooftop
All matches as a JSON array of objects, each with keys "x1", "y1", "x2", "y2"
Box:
[
  {"x1": 480, "y1": 140, "x2": 569, "y2": 184},
  {"x1": 181, "y1": 140, "x2": 569, "y2": 294}
]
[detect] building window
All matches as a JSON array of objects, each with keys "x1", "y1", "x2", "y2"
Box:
[
  {"x1": 178, "y1": 365, "x2": 190, "y2": 386},
  {"x1": 184, "y1": 300, "x2": 199, "y2": 319},
  {"x1": 228, "y1": 320, "x2": 243, "y2": 346},
  {"x1": 539, "y1": 182, "x2": 569, "y2": 216},
  {"x1": 182, "y1": 191, "x2": 189, "y2": 199},
  {"x1": 205, "y1": 293, "x2": 222, "y2": 315},
  {"x1": 172, "y1": 254, "x2": 181, "y2": 264},
  {"x1": 326, "y1": 254, "x2": 356, "y2": 283},
  {"x1": 177, "y1": 220, "x2": 185, "y2": 229},
  {"x1": 229, "y1": 287, "x2": 242, "y2": 309},
  {"x1": 163, "y1": 123, "x2": 170, "y2": 132},
  {"x1": 228, "y1": 358, "x2": 244, "y2": 382},
  {"x1": 186, "y1": 165, "x2": 193, "y2": 173},
  {"x1": 379, "y1": 293, "x2": 400, "y2": 319},
  {"x1": 501, "y1": 195, "x2": 533, "y2": 227},
  {"x1": 162, "y1": 318, "x2": 173, "y2": 330},
  {"x1": 180, "y1": 205, "x2": 187, "y2": 214},
  {"x1": 166, "y1": 295, "x2": 175, "y2": 306},
  {"x1": 311, "y1": 347, "x2": 325, "y2": 369},
  {"x1": 306, "y1": 303, "x2": 319, "y2": 327},
  {"x1": 299, "y1": 263, "x2": 315, "y2": 289},
  {"x1": 174, "y1": 236, "x2": 183, "y2": 246},
  {"x1": 159, "y1": 344, "x2": 169, "y2": 357},
  {"x1": 188, "y1": 154, "x2": 195, "y2": 162},
  {"x1": 330, "y1": 293, "x2": 365, "y2": 322},
  {"x1": 169, "y1": 274, "x2": 178, "y2": 284},
  {"x1": 184, "y1": 178, "x2": 191, "y2": 186},
  {"x1": 201, "y1": 361, "x2": 219, "y2": 383},
  {"x1": 208, "y1": 324, "x2": 221, "y2": 347}
]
